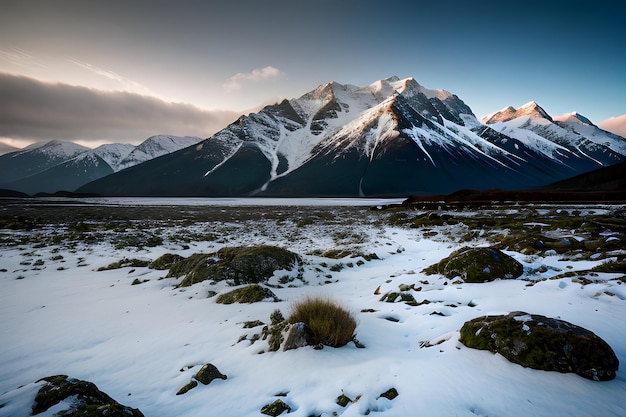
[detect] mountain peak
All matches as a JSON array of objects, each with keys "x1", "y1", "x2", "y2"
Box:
[
  {"x1": 553, "y1": 112, "x2": 596, "y2": 126},
  {"x1": 483, "y1": 101, "x2": 552, "y2": 124}
]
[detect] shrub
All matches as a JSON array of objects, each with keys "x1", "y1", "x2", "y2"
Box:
[{"x1": 288, "y1": 297, "x2": 356, "y2": 348}]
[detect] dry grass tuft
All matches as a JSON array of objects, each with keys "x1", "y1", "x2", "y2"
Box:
[{"x1": 288, "y1": 296, "x2": 356, "y2": 348}]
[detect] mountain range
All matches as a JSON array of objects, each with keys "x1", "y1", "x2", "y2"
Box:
[
  {"x1": 3, "y1": 76, "x2": 625, "y2": 197},
  {"x1": 0, "y1": 135, "x2": 201, "y2": 195}
]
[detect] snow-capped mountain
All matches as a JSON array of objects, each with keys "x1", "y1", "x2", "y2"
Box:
[
  {"x1": 0, "y1": 140, "x2": 89, "y2": 185},
  {"x1": 115, "y1": 135, "x2": 203, "y2": 172},
  {"x1": 483, "y1": 104, "x2": 626, "y2": 169},
  {"x1": 0, "y1": 136, "x2": 203, "y2": 195},
  {"x1": 78, "y1": 76, "x2": 626, "y2": 197}
]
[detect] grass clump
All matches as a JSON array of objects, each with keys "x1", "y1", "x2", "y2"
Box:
[
  {"x1": 216, "y1": 284, "x2": 278, "y2": 304},
  {"x1": 288, "y1": 297, "x2": 356, "y2": 348}
]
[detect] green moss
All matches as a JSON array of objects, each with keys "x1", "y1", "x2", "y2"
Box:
[
  {"x1": 215, "y1": 284, "x2": 278, "y2": 304},
  {"x1": 379, "y1": 387, "x2": 399, "y2": 400},
  {"x1": 592, "y1": 259, "x2": 626, "y2": 273},
  {"x1": 176, "y1": 380, "x2": 198, "y2": 395},
  {"x1": 149, "y1": 253, "x2": 185, "y2": 270},
  {"x1": 261, "y1": 399, "x2": 291, "y2": 416},
  {"x1": 336, "y1": 393, "x2": 352, "y2": 407},
  {"x1": 173, "y1": 246, "x2": 301, "y2": 287},
  {"x1": 424, "y1": 247, "x2": 523, "y2": 283},
  {"x1": 460, "y1": 313, "x2": 619, "y2": 380}
]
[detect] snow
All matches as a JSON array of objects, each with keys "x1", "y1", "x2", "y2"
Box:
[
  {"x1": 116, "y1": 135, "x2": 203, "y2": 171},
  {"x1": 1, "y1": 201, "x2": 625, "y2": 417}
]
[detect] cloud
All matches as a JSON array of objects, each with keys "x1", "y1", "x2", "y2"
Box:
[
  {"x1": 223, "y1": 66, "x2": 284, "y2": 91},
  {"x1": 0, "y1": 47, "x2": 47, "y2": 70},
  {"x1": 0, "y1": 73, "x2": 239, "y2": 145},
  {"x1": 598, "y1": 114, "x2": 626, "y2": 138},
  {"x1": 68, "y1": 58, "x2": 155, "y2": 97}
]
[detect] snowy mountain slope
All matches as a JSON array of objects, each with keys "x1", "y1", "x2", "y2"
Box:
[
  {"x1": 0, "y1": 140, "x2": 88, "y2": 185},
  {"x1": 3, "y1": 152, "x2": 114, "y2": 195},
  {"x1": 1, "y1": 136, "x2": 204, "y2": 195},
  {"x1": 78, "y1": 77, "x2": 626, "y2": 197},
  {"x1": 484, "y1": 104, "x2": 626, "y2": 170},
  {"x1": 0, "y1": 142, "x2": 18, "y2": 156},
  {"x1": 115, "y1": 135, "x2": 203, "y2": 171},
  {"x1": 92, "y1": 143, "x2": 135, "y2": 171}
]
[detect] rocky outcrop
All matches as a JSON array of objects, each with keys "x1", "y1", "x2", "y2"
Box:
[
  {"x1": 460, "y1": 312, "x2": 619, "y2": 381},
  {"x1": 423, "y1": 247, "x2": 523, "y2": 282},
  {"x1": 169, "y1": 245, "x2": 302, "y2": 287},
  {"x1": 32, "y1": 375, "x2": 144, "y2": 416}
]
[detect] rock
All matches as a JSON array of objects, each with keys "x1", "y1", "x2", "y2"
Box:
[
  {"x1": 194, "y1": 363, "x2": 227, "y2": 385},
  {"x1": 336, "y1": 393, "x2": 352, "y2": 407},
  {"x1": 215, "y1": 284, "x2": 279, "y2": 304},
  {"x1": 283, "y1": 322, "x2": 312, "y2": 351},
  {"x1": 261, "y1": 399, "x2": 291, "y2": 416},
  {"x1": 32, "y1": 374, "x2": 144, "y2": 416},
  {"x1": 379, "y1": 387, "x2": 399, "y2": 400},
  {"x1": 171, "y1": 245, "x2": 301, "y2": 287},
  {"x1": 424, "y1": 247, "x2": 523, "y2": 282},
  {"x1": 460, "y1": 312, "x2": 619, "y2": 381},
  {"x1": 176, "y1": 380, "x2": 198, "y2": 395}
]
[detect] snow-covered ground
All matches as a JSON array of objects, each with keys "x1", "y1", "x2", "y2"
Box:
[{"x1": 0, "y1": 201, "x2": 624, "y2": 417}]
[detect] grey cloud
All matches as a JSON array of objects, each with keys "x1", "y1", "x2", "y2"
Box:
[{"x1": 0, "y1": 73, "x2": 238, "y2": 143}]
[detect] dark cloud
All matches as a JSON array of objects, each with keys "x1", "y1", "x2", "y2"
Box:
[{"x1": 0, "y1": 73, "x2": 238, "y2": 143}]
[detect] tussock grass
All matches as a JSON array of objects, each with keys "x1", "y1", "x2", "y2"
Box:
[{"x1": 289, "y1": 296, "x2": 356, "y2": 348}]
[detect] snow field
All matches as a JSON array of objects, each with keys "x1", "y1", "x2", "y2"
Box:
[{"x1": 1, "y1": 209, "x2": 625, "y2": 417}]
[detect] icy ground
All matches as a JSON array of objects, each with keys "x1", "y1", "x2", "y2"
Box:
[{"x1": 0, "y1": 200, "x2": 625, "y2": 417}]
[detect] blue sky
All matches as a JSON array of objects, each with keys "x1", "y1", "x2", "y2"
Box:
[{"x1": 1, "y1": 0, "x2": 624, "y2": 147}]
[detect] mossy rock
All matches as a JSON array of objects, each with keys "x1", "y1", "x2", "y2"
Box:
[
  {"x1": 194, "y1": 363, "x2": 227, "y2": 385},
  {"x1": 176, "y1": 380, "x2": 198, "y2": 395},
  {"x1": 261, "y1": 399, "x2": 291, "y2": 416},
  {"x1": 98, "y1": 258, "x2": 150, "y2": 271},
  {"x1": 32, "y1": 375, "x2": 144, "y2": 416},
  {"x1": 424, "y1": 247, "x2": 523, "y2": 283},
  {"x1": 172, "y1": 246, "x2": 301, "y2": 287},
  {"x1": 379, "y1": 387, "x2": 399, "y2": 400},
  {"x1": 459, "y1": 312, "x2": 619, "y2": 381},
  {"x1": 149, "y1": 253, "x2": 185, "y2": 270},
  {"x1": 216, "y1": 284, "x2": 279, "y2": 304}
]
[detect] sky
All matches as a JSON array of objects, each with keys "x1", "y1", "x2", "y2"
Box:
[{"x1": 1, "y1": 0, "x2": 625, "y2": 149}]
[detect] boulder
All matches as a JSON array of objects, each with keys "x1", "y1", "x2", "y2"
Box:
[
  {"x1": 424, "y1": 247, "x2": 523, "y2": 282},
  {"x1": 460, "y1": 312, "x2": 619, "y2": 381},
  {"x1": 283, "y1": 322, "x2": 312, "y2": 351},
  {"x1": 215, "y1": 284, "x2": 279, "y2": 304},
  {"x1": 170, "y1": 245, "x2": 301, "y2": 287},
  {"x1": 194, "y1": 363, "x2": 227, "y2": 385},
  {"x1": 32, "y1": 375, "x2": 144, "y2": 416}
]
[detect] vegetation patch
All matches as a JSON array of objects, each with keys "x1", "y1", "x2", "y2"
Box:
[
  {"x1": 288, "y1": 297, "x2": 356, "y2": 348},
  {"x1": 216, "y1": 284, "x2": 279, "y2": 304},
  {"x1": 172, "y1": 245, "x2": 301, "y2": 287},
  {"x1": 591, "y1": 259, "x2": 626, "y2": 273},
  {"x1": 98, "y1": 258, "x2": 150, "y2": 271},
  {"x1": 423, "y1": 247, "x2": 523, "y2": 283},
  {"x1": 149, "y1": 253, "x2": 185, "y2": 270}
]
